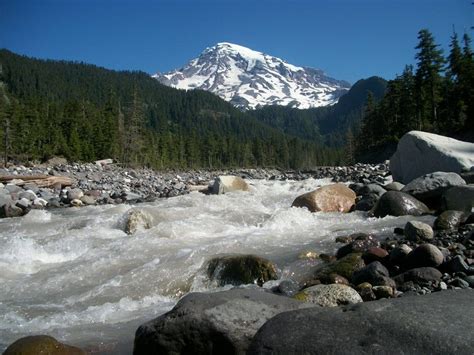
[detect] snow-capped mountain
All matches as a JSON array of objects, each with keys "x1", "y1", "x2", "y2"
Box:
[{"x1": 153, "y1": 42, "x2": 351, "y2": 110}]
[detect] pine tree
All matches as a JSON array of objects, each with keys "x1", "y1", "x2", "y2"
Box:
[{"x1": 123, "y1": 85, "x2": 145, "y2": 167}]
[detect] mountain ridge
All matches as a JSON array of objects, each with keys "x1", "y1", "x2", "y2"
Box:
[{"x1": 153, "y1": 42, "x2": 350, "y2": 110}]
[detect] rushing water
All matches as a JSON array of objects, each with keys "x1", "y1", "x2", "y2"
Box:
[{"x1": 0, "y1": 179, "x2": 434, "y2": 353}]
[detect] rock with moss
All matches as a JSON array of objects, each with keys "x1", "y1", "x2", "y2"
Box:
[
  {"x1": 312, "y1": 253, "x2": 365, "y2": 282},
  {"x1": 206, "y1": 254, "x2": 278, "y2": 287},
  {"x1": 294, "y1": 284, "x2": 362, "y2": 307},
  {"x1": 3, "y1": 335, "x2": 85, "y2": 355}
]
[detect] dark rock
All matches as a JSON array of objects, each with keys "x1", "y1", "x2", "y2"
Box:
[
  {"x1": 274, "y1": 280, "x2": 300, "y2": 297},
  {"x1": 317, "y1": 273, "x2": 349, "y2": 285},
  {"x1": 133, "y1": 288, "x2": 311, "y2": 355},
  {"x1": 362, "y1": 247, "x2": 389, "y2": 264},
  {"x1": 355, "y1": 282, "x2": 377, "y2": 301},
  {"x1": 445, "y1": 255, "x2": 470, "y2": 273},
  {"x1": 248, "y1": 290, "x2": 474, "y2": 354},
  {"x1": 359, "y1": 183, "x2": 386, "y2": 197},
  {"x1": 404, "y1": 220, "x2": 434, "y2": 242},
  {"x1": 389, "y1": 244, "x2": 412, "y2": 266},
  {"x1": 384, "y1": 181, "x2": 404, "y2": 191},
  {"x1": 405, "y1": 243, "x2": 444, "y2": 269},
  {"x1": 372, "y1": 285, "x2": 394, "y2": 298},
  {"x1": 442, "y1": 185, "x2": 474, "y2": 213},
  {"x1": 434, "y1": 210, "x2": 466, "y2": 231},
  {"x1": 372, "y1": 191, "x2": 430, "y2": 218},
  {"x1": 351, "y1": 261, "x2": 395, "y2": 288},
  {"x1": 401, "y1": 172, "x2": 466, "y2": 207},
  {"x1": 206, "y1": 254, "x2": 278, "y2": 287},
  {"x1": 336, "y1": 234, "x2": 379, "y2": 259},
  {"x1": 354, "y1": 193, "x2": 379, "y2": 211},
  {"x1": 312, "y1": 253, "x2": 365, "y2": 281},
  {"x1": 393, "y1": 267, "x2": 442, "y2": 285},
  {"x1": 3, "y1": 335, "x2": 85, "y2": 355}
]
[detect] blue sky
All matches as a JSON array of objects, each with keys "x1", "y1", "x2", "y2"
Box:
[{"x1": 0, "y1": 0, "x2": 472, "y2": 83}]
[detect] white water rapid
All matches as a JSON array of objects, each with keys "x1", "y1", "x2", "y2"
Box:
[{"x1": 0, "y1": 179, "x2": 433, "y2": 353}]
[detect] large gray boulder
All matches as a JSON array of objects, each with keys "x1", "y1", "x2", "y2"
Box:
[
  {"x1": 133, "y1": 288, "x2": 312, "y2": 354},
  {"x1": 390, "y1": 131, "x2": 474, "y2": 184},
  {"x1": 248, "y1": 289, "x2": 474, "y2": 354}
]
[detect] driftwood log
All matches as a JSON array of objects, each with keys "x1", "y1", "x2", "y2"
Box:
[{"x1": 0, "y1": 175, "x2": 73, "y2": 187}]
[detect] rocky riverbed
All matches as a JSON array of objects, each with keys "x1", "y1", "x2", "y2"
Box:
[{"x1": 1, "y1": 147, "x2": 474, "y2": 353}]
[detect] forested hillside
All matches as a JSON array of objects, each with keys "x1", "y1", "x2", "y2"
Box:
[
  {"x1": 0, "y1": 49, "x2": 344, "y2": 169},
  {"x1": 356, "y1": 29, "x2": 474, "y2": 160}
]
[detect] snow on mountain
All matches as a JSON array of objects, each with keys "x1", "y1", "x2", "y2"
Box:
[{"x1": 153, "y1": 42, "x2": 351, "y2": 110}]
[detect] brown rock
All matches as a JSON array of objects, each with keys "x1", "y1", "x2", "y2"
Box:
[
  {"x1": 3, "y1": 335, "x2": 85, "y2": 355},
  {"x1": 292, "y1": 184, "x2": 356, "y2": 213}
]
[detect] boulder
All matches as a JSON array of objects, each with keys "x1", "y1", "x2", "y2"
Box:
[
  {"x1": 67, "y1": 188, "x2": 84, "y2": 201},
  {"x1": 206, "y1": 254, "x2": 278, "y2": 287},
  {"x1": 404, "y1": 220, "x2": 434, "y2": 242},
  {"x1": 133, "y1": 288, "x2": 312, "y2": 355},
  {"x1": 389, "y1": 244, "x2": 412, "y2": 266},
  {"x1": 393, "y1": 267, "x2": 442, "y2": 285},
  {"x1": 405, "y1": 243, "x2": 444, "y2": 269},
  {"x1": 248, "y1": 290, "x2": 474, "y2": 354},
  {"x1": 3, "y1": 335, "x2": 85, "y2": 355},
  {"x1": 291, "y1": 183, "x2": 356, "y2": 213},
  {"x1": 211, "y1": 176, "x2": 249, "y2": 195},
  {"x1": 336, "y1": 234, "x2": 379, "y2": 259},
  {"x1": 354, "y1": 193, "x2": 378, "y2": 211},
  {"x1": 401, "y1": 172, "x2": 466, "y2": 207},
  {"x1": 294, "y1": 284, "x2": 362, "y2": 307},
  {"x1": 390, "y1": 130, "x2": 474, "y2": 184},
  {"x1": 123, "y1": 209, "x2": 152, "y2": 235},
  {"x1": 434, "y1": 210, "x2": 466, "y2": 230},
  {"x1": 384, "y1": 181, "x2": 404, "y2": 191},
  {"x1": 372, "y1": 191, "x2": 430, "y2": 217},
  {"x1": 442, "y1": 185, "x2": 474, "y2": 213},
  {"x1": 362, "y1": 247, "x2": 389, "y2": 264}
]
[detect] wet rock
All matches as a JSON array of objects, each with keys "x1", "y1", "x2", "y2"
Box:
[
  {"x1": 70, "y1": 199, "x2": 83, "y2": 207},
  {"x1": 317, "y1": 273, "x2": 349, "y2": 286},
  {"x1": 351, "y1": 261, "x2": 395, "y2": 288},
  {"x1": 3, "y1": 335, "x2": 85, "y2": 355},
  {"x1": 359, "y1": 183, "x2": 386, "y2": 197},
  {"x1": 389, "y1": 130, "x2": 474, "y2": 183},
  {"x1": 80, "y1": 195, "x2": 96, "y2": 205},
  {"x1": 354, "y1": 193, "x2": 378, "y2": 211},
  {"x1": 312, "y1": 253, "x2": 365, "y2": 281},
  {"x1": 133, "y1": 288, "x2": 311, "y2": 355},
  {"x1": 291, "y1": 183, "x2": 356, "y2": 213},
  {"x1": 362, "y1": 247, "x2": 389, "y2": 264},
  {"x1": 372, "y1": 191, "x2": 430, "y2": 217},
  {"x1": 445, "y1": 255, "x2": 470, "y2": 274},
  {"x1": 372, "y1": 285, "x2": 394, "y2": 298},
  {"x1": 19, "y1": 189, "x2": 37, "y2": 201},
  {"x1": 336, "y1": 234, "x2": 379, "y2": 259},
  {"x1": 404, "y1": 220, "x2": 434, "y2": 242},
  {"x1": 393, "y1": 267, "x2": 442, "y2": 285},
  {"x1": 384, "y1": 181, "x2": 404, "y2": 191},
  {"x1": 211, "y1": 175, "x2": 249, "y2": 194},
  {"x1": 434, "y1": 210, "x2": 466, "y2": 231},
  {"x1": 0, "y1": 203, "x2": 26, "y2": 218},
  {"x1": 442, "y1": 185, "x2": 474, "y2": 213},
  {"x1": 15, "y1": 197, "x2": 31, "y2": 210},
  {"x1": 355, "y1": 282, "x2": 377, "y2": 301},
  {"x1": 206, "y1": 254, "x2": 278, "y2": 287},
  {"x1": 389, "y1": 244, "x2": 412, "y2": 266},
  {"x1": 405, "y1": 243, "x2": 444, "y2": 268},
  {"x1": 123, "y1": 209, "x2": 152, "y2": 235},
  {"x1": 401, "y1": 172, "x2": 466, "y2": 207},
  {"x1": 294, "y1": 284, "x2": 362, "y2": 307},
  {"x1": 67, "y1": 188, "x2": 84, "y2": 201},
  {"x1": 248, "y1": 290, "x2": 474, "y2": 354}
]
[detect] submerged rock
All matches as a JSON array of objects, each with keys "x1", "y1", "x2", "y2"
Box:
[
  {"x1": 248, "y1": 290, "x2": 474, "y2": 354},
  {"x1": 390, "y1": 130, "x2": 474, "y2": 184},
  {"x1": 123, "y1": 209, "x2": 152, "y2": 235},
  {"x1": 211, "y1": 175, "x2": 249, "y2": 194},
  {"x1": 206, "y1": 254, "x2": 278, "y2": 287},
  {"x1": 3, "y1": 335, "x2": 85, "y2": 355},
  {"x1": 291, "y1": 183, "x2": 356, "y2": 213},
  {"x1": 294, "y1": 284, "x2": 362, "y2": 307},
  {"x1": 133, "y1": 288, "x2": 312, "y2": 355},
  {"x1": 312, "y1": 253, "x2": 365, "y2": 281}
]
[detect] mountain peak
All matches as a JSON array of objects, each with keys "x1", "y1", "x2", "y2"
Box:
[{"x1": 153, "y1": 43, "x2": 350, "y2": 110}]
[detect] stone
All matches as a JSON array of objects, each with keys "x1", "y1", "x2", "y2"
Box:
[
  {"x1": 362, "y1": 247, "x2": 389, "y2": 264},
  {"x1": 248, "y1": 290, "x2": 474, "y2": 354},
  {"x1": 15, "y1": 197, "x2": 31, "y2": 210},
  {"x1": 5, "y1": 183, "x2": 22, "y2": 193},
  {"x1": 354, "y1": 193, "x2": 379, "y2": 211},
  {"x1": 445, "y1": 255, "x2": 470, "y2": 273},
  {"x1": 405, "y1": 243, "x2": 444, "y2": 269},
  {"x1": 80, "y1": 195, "x2": 96, "y2": 205},
  {"x1": 206, "y1": 254, "x2": 278, "y2": 287},
  {"x1": 291, "y1": 183, "x2": 356, "y2": 213},
  {"x1": 355, "y1": 282, "x2": 377, "y2": 301},
  {"x1": 351, "y1": 261, "x2": 395, "y2": 288},
  {"x1": 372, "y1": 285, "x2": 394, "y2": 298},
  {"x1": 0, "y1": 203, "x2": 26, "y2": 218},
  {"x1": 70, "y1": 199, "x2": 83, "y2": 207},
  {"x1": 389, "y1": 244, "x2": 412, "y2": 266},
  {"x1": 384, "y1": 181, "x2": 404, "y2": 191},
  {"x1": 372, "y1": 191, "x2": 430, "y2": 218},
  {"x1": 404, "y1": 220, "x2": 434, "y2": 241},
  {"x1": 390, "y1": 130, "x2": 474, "y2": 184},
  {"x1": 359, "y1": 183, "x2": 386, "y2": 197},
  {"x1": 434, "y1": 210, "x2": 466, "y2": 230},
  {"x1": 0, "y1": 193, "x2": 13, "y2": 208},
  {"x1": 133, "y1": 288, "x2": 312, "y2": 355},
  {"x1": 294, "y1": 284, "x2": 362, "y2": 307},
  {"x1": 336, "y1": 234, "x2": 379, "y2": 259},
  {"x1": 3, "y1": 335, "x2": 85, "y2": 355},
  {"x1": 460, "y1": 171, "x2": 474, "y2": 184},
  {"x1": 442, "y1": 185, "x2": 474, "y2": 213},
  {"x1": 211, "y1": 175, "x2": 249, "y2": 195},
  {"x1": 401, "y1": 172, "x2": 466, "y2": 206},
  {"x1": 32, "y1": 198, "x2": 48, "y2": 208},
  {"x1": 123, "y1": 209, "x2": 152, "y2": 235},
  {"x1": 18, "y1": 189, "x2": 37, "y2": 201},
  {"x1": 317, "y1": 273, "x2": 349, "y2": 286},
  {"x1": 67, "y1": 188, "x2": 84, "y2": 201},
  {"x1": 312, "y1": 253, "x2": 365, "y2": 281},
  {"x1": 393, "y1": 267, "x2": 443, "y2": 285}
]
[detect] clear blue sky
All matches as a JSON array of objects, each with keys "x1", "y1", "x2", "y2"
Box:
[{"x1": 0, "y1": 0, "x2": 472, "y2": 83}]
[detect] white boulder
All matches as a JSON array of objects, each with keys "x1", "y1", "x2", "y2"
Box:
[
  {"x1": 211, "y1": 176, "x2": 249, "y2": 194},
  {"x1": 390, "y1": 131, "x2": 474, "y2": 184}
]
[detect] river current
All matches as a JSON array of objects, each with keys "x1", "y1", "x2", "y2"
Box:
[{"x1": 0, "y1": 179, "x2": 433, "y2": 352}]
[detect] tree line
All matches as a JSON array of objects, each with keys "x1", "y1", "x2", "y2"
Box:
[
  {"x1": 0, "y1": 49, "x2": 345, "y2": 169},
  {"x1": 355, "y1": 29, "x2": 474, "y2": 160}
]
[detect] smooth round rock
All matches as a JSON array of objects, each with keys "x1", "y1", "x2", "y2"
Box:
[
  {"x1": 434, "y1": 210, "x2": 466, "y2": 231},
  {"x1": 372, "y1": 191, "x2": 430, "y2": 218},
  {"x1": 405, "y1": 244, "x2": 444, "y2": 268},
  {"x1": 294, "y1": 284, "x2": 362, "y2": 307},
  {"x1": 404, "y1": 220, "x2": 434, "y2": 241},
  {"x1": 3, "y1": 335, "x2": 85, "y2": 355},
  {"x1": 292, "y1": 183, "x2": 356, "y2": 213}
]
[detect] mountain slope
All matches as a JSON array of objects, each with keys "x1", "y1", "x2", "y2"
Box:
[{"x1": 153, "y1": 42, "x2": 350, "y2": 110}]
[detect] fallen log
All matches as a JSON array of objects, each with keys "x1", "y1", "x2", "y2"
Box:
[{"x1": 0, "y1": 175, "x2": 73, "y2": 187}]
